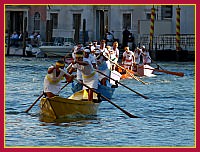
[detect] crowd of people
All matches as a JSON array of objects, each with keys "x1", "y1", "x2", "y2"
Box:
[
  {"x1": 43, "y1": 39, "x2": 152, "y2": 101},
  {"x1": 9, "y1": 31, "x2": 41, "y2": 47}
]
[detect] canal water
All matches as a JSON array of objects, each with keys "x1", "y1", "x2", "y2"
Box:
[{"x1": 5, "y1": 56, "x2": 195, "y2": 147}]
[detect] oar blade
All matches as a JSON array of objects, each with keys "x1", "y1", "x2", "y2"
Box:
[
  {"x1": 144, "y1": 67, "x2": 184, "y2": 77},
  {"x1": 163, "y1": 70, "x2": 184, "y2": 77},
  {"x1": 25, "y1": 93, "x2": 44, "y2": 113},
  {"x1": 100, "y1": 95, "x2": 139, "y2": 118},
  {"x1": 156, "y1": 69, "x2": 184, "y2": 77}
]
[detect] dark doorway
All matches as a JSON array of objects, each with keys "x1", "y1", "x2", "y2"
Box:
[
  {"x1": 73, "y1": 14, "x2": 81, "y2": 43},
  {"x1": 96, "y1": 10, "x2": 108, "y2": 41},
  {"x1": 10, "y1": 11, "x2": 24, "y2": 34}
]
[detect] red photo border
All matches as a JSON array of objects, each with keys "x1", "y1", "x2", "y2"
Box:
[{"x1": 1, "y1": 0, "x2": 198, "y2": 152}]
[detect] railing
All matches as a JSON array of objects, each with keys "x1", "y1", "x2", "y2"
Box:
[{"x1": 136, "y1": 34, "x2": 195, "y2": 51}]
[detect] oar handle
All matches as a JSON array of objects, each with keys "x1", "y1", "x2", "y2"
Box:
[
  {"x1": 96, "y1": 70, "x2": 149, "y2": 99},
  {"x1": 66, "y1": 63, "x2": 72, "y2": 70}
]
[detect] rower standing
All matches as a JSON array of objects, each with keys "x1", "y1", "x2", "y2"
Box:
[
  {"x1": 99, "y1": 39, "x2": 110, "y2": 69},
  {"x1": 133, "y1": 47, "x2": 142, "y2": 71},
  {"x1": 109, "y1": 41, "x2": 119, "y2": 71},
  {"x1": 69, "y1": 51, "x2": 99, "y2": 101},
  {"x1": 84, "y1": 48, "x2": 97, "y2": 69},
  {"x1": 122, "y1": 46, "x2": 134, "y2": 70},
  {"x1": 93, "y1": 40, "x2": 100, "y2": 49},
  {"x1": 95, "y1": 49, "x2": 110, "y2": 86},
  {"x1": 141, "y1": 45, "x2": 151, "y2": 65}
]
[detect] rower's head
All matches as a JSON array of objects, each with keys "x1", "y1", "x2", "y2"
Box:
[
  {"x1": 94, "y1": 49, "x2": 101, "y2": 58},
  {"x1": 93, "y1": 40, "x2": 98, "y2": 46},
  {"x1": 75, "y1": 51, "x2": 84, "y2": 61},
  {"x1": 88, "y1": 42, "x2": 93, "y2": 46},
  {"x1": 55, "y1": 60, "x2": 65, "y2": 69},
  {"x1": 106, "y1": 46, "x2": 111, "y2": 51},
  {"x1": 124, "y1": 46, "x2": 130, "y2": 52},
  {"x1": 83, "y1": 48, "x2": 91, "y2": 58},
  {"x1": 113, "y1": 41, "x2": 118, "y2": 48},
  {"x1": 100, "y1": 39, "x2": 106, "y2": 48},
  {"x1": 141, "y1": 45, "x2": 146, "y2": 50}
]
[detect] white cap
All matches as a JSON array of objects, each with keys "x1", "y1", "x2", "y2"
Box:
[
  {"x1": 142, "y1": 45, "x2": 145, "y2": 49},
  {"x1": 84, "y1": 49, "x2": 90, "y2": 53}
]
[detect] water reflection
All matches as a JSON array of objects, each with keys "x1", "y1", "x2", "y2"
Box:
[{"x1": 39, "y1": 113, "x2": 99, "y2": 127}]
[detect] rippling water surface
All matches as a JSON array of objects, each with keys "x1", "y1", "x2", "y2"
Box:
[{"x1": 5, "y1": 56, "x2": 195, "y2": 147}]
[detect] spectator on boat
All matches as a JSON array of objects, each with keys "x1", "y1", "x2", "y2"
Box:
[
  {"x1": 18, "y1": 31, "x2": 23, "y2": 41},
  {"x1": 122, "y1": 46, "x2": 134, "y2": 70},
  {"x1": 141, "y1": 45, "x2": 151, "y2": 65},
  {"x1": 69, "y1": 51, "x2": 99, "y2": 101},
  {"x1": 10, "y1": 31, "x2": 19, "y2": 47},
  {"x1": 95, "y1": 49, "x2": 110, "y2": 86},
  {"x1": 29, "y1": 31, "x2": 35, "y2": 40},
  {"x1": 43, "y1": 60, "x2": 74, "y2": 98}
]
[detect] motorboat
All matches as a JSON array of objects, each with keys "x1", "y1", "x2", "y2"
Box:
[{"x1": 38, "y1": 37, "x2": 75, "y2": 57}]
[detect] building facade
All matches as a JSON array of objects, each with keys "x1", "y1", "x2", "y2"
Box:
[
  {"x1": 5, "y1": 5, "x2": 195, "y2": 50},
  {"x1": 5, "y1": 5, "x2": 47, "y2": 40}
]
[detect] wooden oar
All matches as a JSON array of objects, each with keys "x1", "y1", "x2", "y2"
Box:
[
  {"x1": 79, "y1": 80, "x2": 139, "y2": 118},
  {"x1": 96, "y1": 69, "x2": 149, "y2": 99},
  {"x1": 103, "y1": 54, "x2": 148, "y2": 85},
  {"x1": 25, "y1": 82, "x2": 70, "y2": 113},
  {"x1": 25, "y1": 93, "x2": 44, "y2": 113},
  {"x1": 143, "y1": 54, "x2": 184, "y2": 77},
  {"x1": 144, "y1": 67, "x2": 184, "y2": 77},
  {"x1": 59, "y1": 68, "x2": 139, "y2": 118}
]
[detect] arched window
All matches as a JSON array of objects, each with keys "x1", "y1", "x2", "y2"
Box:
[{"x1": 34, "y1": 12, "x2": 40, "y2": 31}]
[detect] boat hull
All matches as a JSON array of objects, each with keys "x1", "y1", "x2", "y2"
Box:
[
  {"x1": 39, "y1": 91, "x2": 100, "y2": 119},
  {"x1": 118, "y1": 64, "x2": 156, "y2": 79},
  {"x1": 136, "y1": 64, "x2": 156, "y2": 77},
  {"x1": 39, "y1": 46, "x2": 72, "y2": 57},
  {"x1": 71, "y1": 83, "x2": 115, "y2": 99}
]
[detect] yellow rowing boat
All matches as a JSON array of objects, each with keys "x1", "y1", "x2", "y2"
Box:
[{"x1": 39, "y1": 90, "x2": 101, "y2": 120}]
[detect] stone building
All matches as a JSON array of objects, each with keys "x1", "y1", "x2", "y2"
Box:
[{"x1": 5, "y1": 5, "x2": 195, "y2": 50}]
